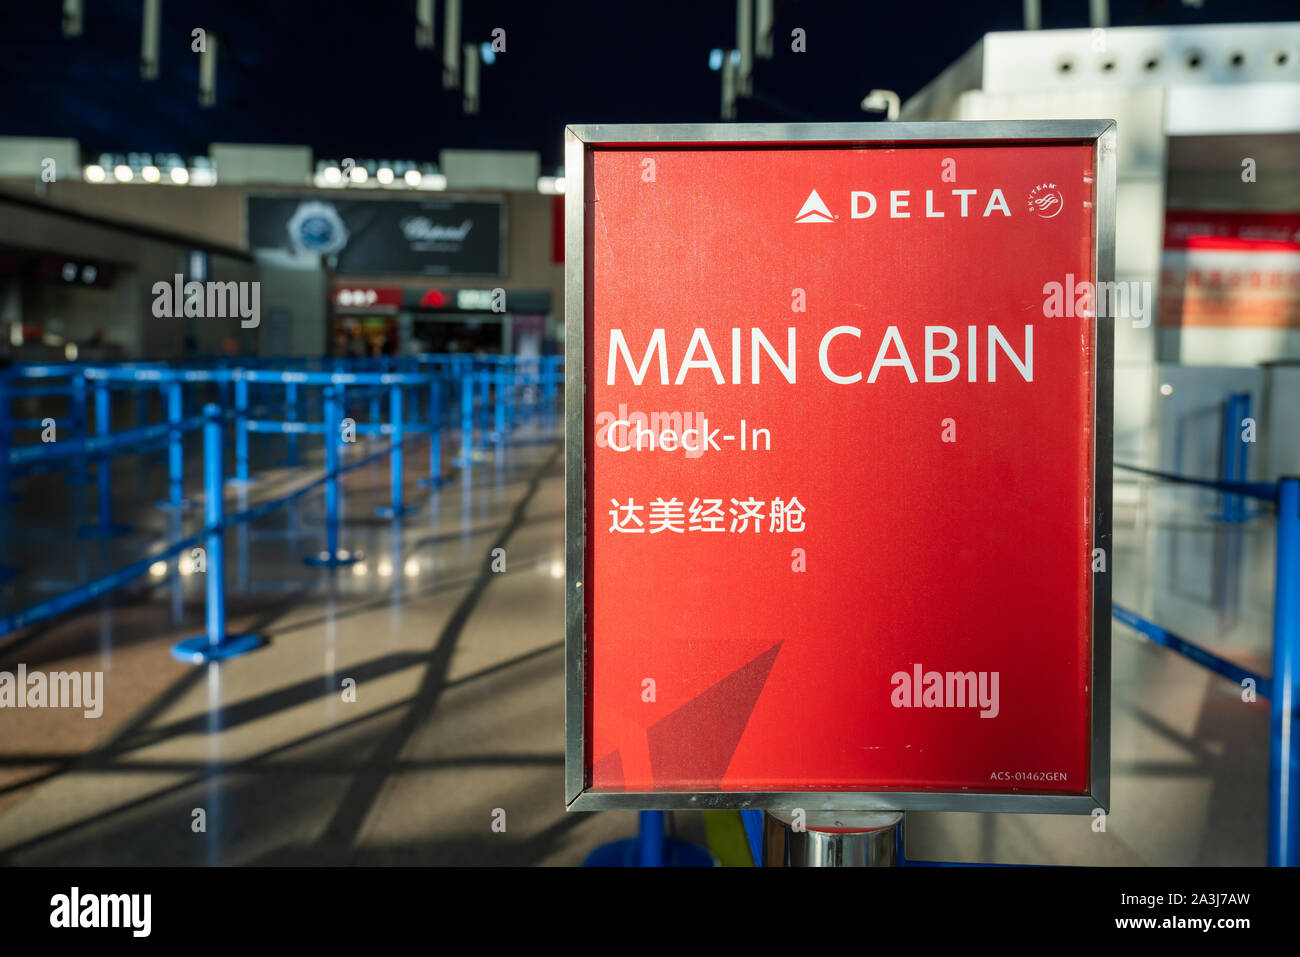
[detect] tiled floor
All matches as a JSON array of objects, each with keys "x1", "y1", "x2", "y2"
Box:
[{"x1": 0, "y1": 419, "x2": 1279, "y2": 865}]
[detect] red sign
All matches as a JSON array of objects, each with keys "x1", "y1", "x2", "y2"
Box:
[
  {"x1": 1160, "y1": 210, "x2": 1300, "y2": 329},
  {"x1": 333, "y1": 285, "x2": 402, "y2": 310},
  {"x1": 566, "y1": 123, "x2": 1114, "y2": 813}
]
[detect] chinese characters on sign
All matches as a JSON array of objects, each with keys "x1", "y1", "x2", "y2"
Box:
[{"x1": 608, "y1": 497, "x2": 806, "y2": 534}]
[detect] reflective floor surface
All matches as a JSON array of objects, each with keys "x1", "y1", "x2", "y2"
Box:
[{"x1": 0, "y1": 430, "x2": 1277, "y2": 865}]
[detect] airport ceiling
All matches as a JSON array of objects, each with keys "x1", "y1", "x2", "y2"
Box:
[{"x1": 1, "y1": 0, "x2": 1296, "y2": 168}]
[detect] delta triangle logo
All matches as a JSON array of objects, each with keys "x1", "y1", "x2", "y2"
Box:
[{"x1": 795, "y1": 189, "x2": 836, "y2": 224}]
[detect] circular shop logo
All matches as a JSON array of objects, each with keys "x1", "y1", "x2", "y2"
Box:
[
  {"x1": 287, "y1": 201, "x2": 350, "y2": 255},
  {"x1": 1026, "y1": 184, "x2": 1064, "y2": 219}
]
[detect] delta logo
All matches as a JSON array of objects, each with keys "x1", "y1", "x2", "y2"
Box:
[
  {"x1": 794, "y1": 189, "x2": 837, "y2": 223},
  {"x1": 796, "y1": 187, "x2": 1014, "y2": 223}
]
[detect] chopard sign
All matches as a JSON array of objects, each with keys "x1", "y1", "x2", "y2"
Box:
[{"x1": 400, "y1": 216, "x2": 474, "y2": 242}]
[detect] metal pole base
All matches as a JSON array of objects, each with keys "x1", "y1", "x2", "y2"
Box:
[
  {"x1": 171, "y1": 633, "x2": 266, "y2": 663},
  {"x1": 304, "y1": 548, "x2": 364, "y2": 568},
  {"x1": 77, "y1": 522, "x2": 133, "y2": 539},
  {"x1": 376, "y1": 505, "x2": 417, "y2": 519},
  {"x1": 762, "y1": 810, "x2": 903, "y2": 866}
]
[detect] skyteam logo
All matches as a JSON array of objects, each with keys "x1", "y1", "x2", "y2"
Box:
[
  {"x1": 1027, "y1": 183, "x2": 1064, "y2": 219},
  {"x1": 795, "y1": 189, "x2": 836, "y2": 223}
]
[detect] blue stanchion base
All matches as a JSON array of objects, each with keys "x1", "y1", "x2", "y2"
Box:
[
  {"x1": 170, "y1": 633, "x2": 267, "y2": 663},
  {"x1": 376, "y1": 504, "x2": 416, "y2": 519},
  {"x1": 77, "y1": 522, "x2": 133, "y2": 539},
  {"x1": 582, "y1": 838, "x2": 714, "y2": 868},
  {"x1": 304, "y1": 548, "x2": 364, "y2": 568}
]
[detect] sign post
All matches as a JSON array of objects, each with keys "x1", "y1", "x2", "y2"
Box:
[{"x1": 565, "y1": 122, "x2": 1115, "y2": 861}]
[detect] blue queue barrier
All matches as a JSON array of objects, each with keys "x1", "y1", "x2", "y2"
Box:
[
  {"x1": 1113, "y1": 463, "x2": 1298, "y2": 867},
  {"x1": 159, "y1": 380, "x2": 192, "y2": 510},
  {"x1": 8, "y1": 362, "x2": 474, "y2": 513},
  {"x1": 417, "y1": 376, "x2": 445, "y2": 489},
  {"x1": 78, "y1": 376, "x2": 133, "y2": 538},
  {"x1": 304, "y1": 387, "x2": 362, "y2": 568},
  {"x1": 171, "y1": 405, "x2": 265, "y2": 663},
  {"x1": 376, "y1": 382, "x2": 414, "y2": 519},
  {"x1": 1214, "y1": 392, "x2": 1253, "y2": 523},
  {"x1": 0, "y1": 370, "x2": 15, "y2": 583},
  {"x1": 2, "y1": 355, "x2": 560, "y2": 620},
  {"x1": 0, "y1": 399, "x2": 422, "y2": 650}
]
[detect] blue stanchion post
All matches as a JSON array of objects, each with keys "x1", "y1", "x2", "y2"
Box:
[
  {"x1": 78, "y1": 379, "x2": 130, "y2": 538},
  {"x1": 1218, "y1": 393, "x2": 1251, "y2": 522},
  {"x1": 305, "y1": 387, "x2": 362, "y2": 567},
  {"x1": 377, "y1": 382, "x2": 414, "y2": 519},
  {"x1": 0, "y1": 370, "x2": 15, "y2": 582},
  {"x1": 419, "y1": 375, "x2": 444, "y2": 488},
  {"x1": 171, "y1": 405, "x2": 264, "y2": 663},
  {"x1": 157, "y1": 380, "x2": 191, "y2": 509},
  {"x1": 1270, "y1": 477, "x2": 1300, "y2": 867},
  {"x1": 229, "y1": 374, "x2": 255, "y2": 486},
  {"x1": 0, "y1": 368, "x2": 15, "y2": 507},
  {"x1": 545, "y1": 356, "x2": 558, "y2": 409},
  {"x1": 337, "y1": 382, "x2": 348, "y2": 458},
  {"x1": 66, "y1": 371, "x2": 91, "y2": 486},
  {"x1": 284, "y1": 381, "x2": 300, "y2": 466},
  {"x1": 637, "y1": 811, "x2": 666, "y2": 866},
  {"x1": 582, "y1": 809, "x2": 712, "y2": 867},
  {"x1": 742, "y1": 809, "x2": 764, "y2": 866},
  {"x1": 460, "y1": 372, "x2": 474, "y2": 465},
  {"x1": 494, "y1": 366, "x2": 506, "y2": 445}
]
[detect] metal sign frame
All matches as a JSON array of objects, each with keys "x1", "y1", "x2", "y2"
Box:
[{"x1": 564, "y1": 121, "x2": 1115, "y2": 814}]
